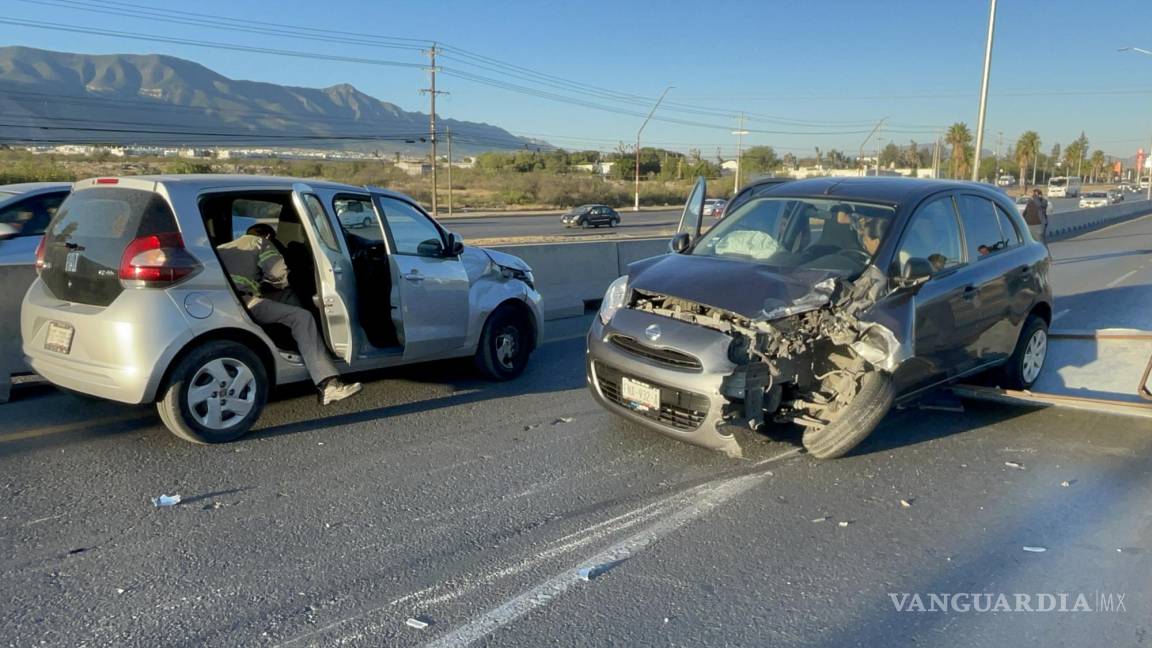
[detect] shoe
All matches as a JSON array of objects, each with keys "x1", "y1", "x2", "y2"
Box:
[{"x1": 319, "y1": 378, "x2": 362, "y2": 405}]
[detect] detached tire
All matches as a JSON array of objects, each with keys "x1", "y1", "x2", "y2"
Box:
[
  {"x1": 802, "y1": 370, "x2": 894, "y2": 460},
  {"x1": 998, "y1": 314, "x2": 1048, "y2": 390},
  {"x1": 474, "y1": 306, "x2": 533, "y2": 381},
  {"x1": 156, "y1": 341, "x2": 269, "y2": 444}
]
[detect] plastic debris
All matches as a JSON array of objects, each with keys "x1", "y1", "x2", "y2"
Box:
[
  {"x1": 810, "y1": 516, "x2": 829, "y2": 523},
  {"x1": 151, "y1": 494, "x2": 181, "y2": 507},
  {"x1": 116, "y1": 588, "x2": 125, "y2": 594},
  {"x1": 1005, "y1": 461, "x2": 1026, "y2": 470},
  {"x1": 203, "y1": 502, "x2": 224, "y2": 510},
  {"x1": 899, "y1": 499, "x2": 913, "y2": 508},
  {"x1": 1022, "y1": 546, "x2": 1047, "y2": 553},
  {"x1": 838, "y1": 521, "x2": 851, "y2": 528},
  {"x1": 405, "y1": 618, "x2": 429, "y2": 630},
  {"x1": 523, "y1": 424, "x2": 540, "y2": 431},
  {"x1": 577, "y1": 567, "x2": 594, "y2": 581},
  {"x1": 1060, "y1": 479, "x2": 1075, "y2": 487},
  {"x1": 552, "y1": 417, "x2": 574, "y2": 425}
]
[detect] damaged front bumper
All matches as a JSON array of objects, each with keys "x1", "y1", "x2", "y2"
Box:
[{"x1": 586, "y1": 308, "x2": 745, "y2": 457}]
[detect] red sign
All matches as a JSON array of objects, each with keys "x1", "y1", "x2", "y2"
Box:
[{"x1": 1139, "y1": 148, "x2": 1146, "y2": 172}]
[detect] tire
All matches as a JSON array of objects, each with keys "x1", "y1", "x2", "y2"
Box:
[
  {"x1": 156, "y1": 341, "x2": 269, "y2": 444},
  {"x1": 360, "y1": 217, "x2": 371, "y2": 229},
  {"x1": 474, "y1": 306, "x2": 533, "y2": 381},
  {"x1": 802, "y1": 370, "x2": 895, "y2": 460},
  {"x1": 998, "y1": 314, "x2": 1048, "y2": 390},
  {"x1": 580, "y1": 219, "x2": 588, "y2": 229}
]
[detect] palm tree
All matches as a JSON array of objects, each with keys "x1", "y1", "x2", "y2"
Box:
[
  {"x1": 1015, "y1": 131, "x2": 1041, "y2": 188},
  {"x1": 946, "y1": 122, "x2": 973, "y2": 179},
  {"x1": 1089, "y1": 149, "x2": 1106, "y2": 183}
]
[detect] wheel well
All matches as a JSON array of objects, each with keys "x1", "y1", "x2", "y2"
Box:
[
  {"x1": 1030, "y1": 301, "x2": 1052, "y2": 326},
  {"x1": 155, "y1": 328, "x2": 276, "y2": 401},
  {"x1": 491, "y1": 299, "x2": 538, "y2": 352}
]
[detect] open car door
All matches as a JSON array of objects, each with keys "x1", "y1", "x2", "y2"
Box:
[
  {"x1": 677, "y1": 177, "x2": 707, "y2": 241},
  {"x1": 291, "y1": 183, "x2": 355, "y2": 364}
]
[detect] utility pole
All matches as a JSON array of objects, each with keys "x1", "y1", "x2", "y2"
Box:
[
  {"x1": 732, "y1": 112, "x2": 749, "y2": 192},
  {"x1": 634, "y1": 86, "x2": 673, "y2": 212},
  {"x1": 994, "y1": 130, "x2": 1002, "y2": 180},
  {"x1": 420, "y1": 43, "x2": 448, "y2": 216},
  {"x1": 446, "y1": 127, "x2": 453, "y2": 216},
  {"x1": 932, "y1": 132, "x2": 941, "y2": 179},
  {"x1": 971, "y1": 0, "x2": 997, "y2": 182},
  {"x1": 858, "y1": 117, "x2": 888, "y2": 177}
]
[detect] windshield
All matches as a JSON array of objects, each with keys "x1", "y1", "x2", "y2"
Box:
[
  {"x1": 692, "y1": 197, "x2": 895, "y2": 275},
  {"x1": 1049, "y1": 178, "x2": 1068, "y2": 187}
]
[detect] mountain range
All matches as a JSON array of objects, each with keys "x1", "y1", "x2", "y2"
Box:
[{"x1": 0, "y1": 46, "x2": 546, "y2": 155}]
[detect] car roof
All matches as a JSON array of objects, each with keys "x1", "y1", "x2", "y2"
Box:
[
  {"x1": 751, "y1": 176, "x2": 1005, "y2": 207},
  {"x1": 73, "y1": 174, "x2": 376, "y2": 193},
  {"x1": 0, "y1": 181, "x2": 73, "y2": 195}
]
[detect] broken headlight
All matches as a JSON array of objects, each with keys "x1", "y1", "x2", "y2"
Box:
[
  {"x1": 500, "y1": 265, "x2": 535, "y2": 290},
  {"x1": 599, "y1": 275, "x2": 629, "y2": 325}
]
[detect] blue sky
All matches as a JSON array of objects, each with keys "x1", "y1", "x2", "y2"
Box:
[{"x1": 5, "y1": 0, "x2": 1152, "y2": 159}]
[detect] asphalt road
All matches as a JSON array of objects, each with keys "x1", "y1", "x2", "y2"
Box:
[
  {"x1": 2, "y1": 213, "x2": 1150, "y2": 647},
  {"x1": 441, "y1": 195, "x2": 1093, "y2": 243}
]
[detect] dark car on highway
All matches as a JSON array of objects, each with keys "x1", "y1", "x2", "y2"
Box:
[
  {"x1": 588, "y1": 177, "x2": 1053, "y2": 459},
  {"x1": 561, "y1": 204, "x2": 619, "y2": 228}
]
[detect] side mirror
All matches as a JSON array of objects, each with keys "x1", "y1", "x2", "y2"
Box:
[
  {"x1": 669, "y1": 232, "x2": 692, "y2": 254},
  {"x1": 0, "y1": 223, "x2": 17, "y2": 241},
  {"x1": 446, "y1": 231, "x2": 465, "y2": 256},
  {"x1": 899, "y1": 257, "x2": 934, "y2": 288}
]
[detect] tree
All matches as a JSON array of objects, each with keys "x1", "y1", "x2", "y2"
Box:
[
  {"x1": 902, "y1": 140, "x2": 922, "y2": 171},
  {"x1": 946, "y1": 122, "x2": 973, "y2": 179},
  {"x1": 742, "y1": 146, "x2": 780, "y2": 174},
  {"x1": 782, "y1": 152, "x2": 797, "y2": 171},
  {"x1": 1064, "y1": 132, "x2": 1089, "y2": 177},
  {"x1": 1089, "y1": 149, "x2": 1106, "y2": 183},
  {"x1": 1015, "y1": 131, "x2": 1041, "y2": 187},
  {"x1": 879, "y1": 142, "x2": 901, "y2": 168}
]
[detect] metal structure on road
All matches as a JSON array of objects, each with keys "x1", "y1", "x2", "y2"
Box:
[
  {"x1": 971, "y1": 0, "x2": 997, "y2": 182},
  {"x1": 634, "y1": 86, "x2": 673, "y2": 212}
]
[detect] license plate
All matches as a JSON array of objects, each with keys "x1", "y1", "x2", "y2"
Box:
[
  {"x1": 621, "y1": 376, "x2": 661, "y2": 412},
  {"x1": 44, "y1": 321, "x2": 74, "y2": 354},
  {"x1": 65, "y1": 251, "x2": 80, "y2": 273}
]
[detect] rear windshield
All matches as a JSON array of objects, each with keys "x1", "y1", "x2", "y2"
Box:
[{"x1": 41, "y1": 187, "x2": 178, "y2": 306}]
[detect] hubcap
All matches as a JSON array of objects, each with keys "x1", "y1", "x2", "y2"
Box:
[
  {"x1": 1021, "y1": 329, "x2": 1048, "y2": 384},
  {"x1": 187, "y1": 357, "x2": 257, "y2": 430},
  {"x1": 495, "y1": 326, "x2": 520, "y2": 370}
]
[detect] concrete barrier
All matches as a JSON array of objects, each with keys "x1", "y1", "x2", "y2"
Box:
[{"x1": 1048, "y1": 199, "x2": 1151, "y2": 241}]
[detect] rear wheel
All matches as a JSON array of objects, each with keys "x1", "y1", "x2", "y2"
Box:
[
  {"x1": 802, "y1": 370, "x2": 894, "y2": 460},
  {"x1": 998, "y1": 314, "x2": 1048, "y2": 390},
  {"x1": 360, "y1": 216, "x2": 371, "y2": 229},
  {"x1": 474, "y1": 306, "x2": 533, "y2": 380},
  {"x1": 157, "y1": 341, "x2": 268, "y2": 444}
]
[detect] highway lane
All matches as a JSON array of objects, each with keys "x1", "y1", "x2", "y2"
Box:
[{"x1": 2, "y1": 352, "x2": 1150, "y2": 644}]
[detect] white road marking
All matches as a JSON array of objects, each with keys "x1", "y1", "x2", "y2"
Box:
[
  {"x1": 421, "y1": 448, "x2": 802, "y2": 648},
  {"x1": 1052, "y1": 309, "x2": 1070, "y2": 323},
  {"x1": 1106, "y1": 269, "x2": 1141, "y2": 288}
]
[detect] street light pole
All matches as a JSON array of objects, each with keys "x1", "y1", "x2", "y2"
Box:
[
  {"x1": 972, "y1": 0, "x2": 997, "y2": 182},
  {"x1": 634, "y1": 86, "x2": 673, "y2": 212}
]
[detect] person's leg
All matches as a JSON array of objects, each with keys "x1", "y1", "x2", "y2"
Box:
[{"x1": 248, "y1": 298, "x2": 339, "y2": 386}]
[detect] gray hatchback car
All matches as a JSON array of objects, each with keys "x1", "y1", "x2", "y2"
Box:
[{"x1": 22, "y1": 175, "x2": 542, "y2": 442}]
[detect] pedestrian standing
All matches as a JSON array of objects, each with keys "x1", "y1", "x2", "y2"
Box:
[{"x1": 1022, "y1": 189, "x2": 1049, "y2": 243}]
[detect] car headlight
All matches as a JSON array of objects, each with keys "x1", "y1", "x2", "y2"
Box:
[
  {"x1": 500, "y1": 265, "x2": 535, "y2": 290},
  {"x1": 599, "y1": 275, "x2": 629, "y2": 325}
]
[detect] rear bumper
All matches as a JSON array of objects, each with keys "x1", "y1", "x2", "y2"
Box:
[
  {"x1": 585, "y1": 308, "x2": 743, "y2": 456},
  {"x1": 21, "y1": 279, "x2": 191, "y2": 404}
]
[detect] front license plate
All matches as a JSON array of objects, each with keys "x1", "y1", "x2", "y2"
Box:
[
  {"x1": 44, "y1": 321, "x2": 74, "y2": 354},
  {"x1": 621, "y1": 376, "x2": 661, "y2": 412}
]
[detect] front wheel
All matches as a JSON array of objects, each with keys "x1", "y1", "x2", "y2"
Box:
[
  {"x1": 998, "y1": 314, "x2": 1048, "y2": 390},
  {"x1": 802, "y1": 370, "x2": 894, "y2": 460},
  {"x1": 156, "y1": 341, "x2": 268, "y2": 444},
  {"x1": 474, "y1": 307, "x2": 533, "y2": 380}
]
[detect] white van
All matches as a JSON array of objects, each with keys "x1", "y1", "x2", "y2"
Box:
[{"x1": 1048, "y1": 176, "x2": 1081, "y2": 198}]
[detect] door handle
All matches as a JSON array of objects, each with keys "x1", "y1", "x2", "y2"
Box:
[
  {"x1": 961, "y1": 285, "x2": 978, "y2": 300},
  {"x1": 404, "y1": 270, "x2": 425, "y2": 282}
]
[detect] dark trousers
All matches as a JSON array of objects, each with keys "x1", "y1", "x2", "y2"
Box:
[{"x1": 247, "y1": 291, "x2": 339, "y2": 386}]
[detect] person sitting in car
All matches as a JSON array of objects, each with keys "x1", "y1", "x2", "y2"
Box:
[{"x1": 216, "y1": 223, "x2": 362, "y2": 405}]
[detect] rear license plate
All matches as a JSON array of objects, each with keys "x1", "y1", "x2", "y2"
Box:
[
  {"x1": 621, "y1": 376, "x2": 661, "y2": 412},
  {"x1": 44, "y1": 321, "x2": 74, "y2": 354}
]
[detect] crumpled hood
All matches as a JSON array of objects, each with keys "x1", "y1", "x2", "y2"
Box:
[{"x1": 627, "y1": 253, "x2": 843, "y2": 320}]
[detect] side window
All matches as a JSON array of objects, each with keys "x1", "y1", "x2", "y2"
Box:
[
  {"x1": 333, "y1": 195, "x2": 384, "y2": 242},
  {"x1": 377, "y1": 196, "x2": 445, "y2": 257},
  {"x1": 0, "y1": 192, "x2": 67, "y2": 237},
  {"x1": 993, "y1": 204, "x2": 1023, "y2": 248},
  {"x1": 301, "y1": 193, "x2": 340, "y2": 252},
  {"x1": 896, "y1": 197, "x2": 963, "y2": 274},
  {"x1": 956, "y1": 195, "x2": 1007, "y2": 259}
]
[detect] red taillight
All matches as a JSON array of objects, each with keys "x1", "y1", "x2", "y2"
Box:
[
  {"x1": 34, "y1": 236, "x2": 47, "y2": 274},
  {"x1": 95, "y1": 178, "x2": 119, "y2": 184},
  {"x1": 119, "y1": 233, "x2": 199, "y2": 285}
]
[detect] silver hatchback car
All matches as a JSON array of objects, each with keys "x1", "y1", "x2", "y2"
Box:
[{"x1": 22, "y1": 175, "x2": 542, "y2": 442}]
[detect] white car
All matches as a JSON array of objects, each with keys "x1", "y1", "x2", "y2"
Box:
[
  {"x1": 702, "y1": 199, "x2": 727, "y2": 218},
  {"x1": 1078, "y1": 192, "x2": 1109, "y2": 209}
]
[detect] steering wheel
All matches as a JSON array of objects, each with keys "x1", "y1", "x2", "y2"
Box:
[{"x1": 838, "y1": 248, "x2": 872, "y2": 264}]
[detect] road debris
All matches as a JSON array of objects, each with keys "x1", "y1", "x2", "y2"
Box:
[
  {"x1": 405, "y1": 618, "x2": 429, "y2": 630},
  {"x1": 151, "y1": 494, "x2": 181, "y2": 507},
  {"x1": 811, "y1": 516, "x2": 829, "y2": 523},
  {"x1": 1004, "y1": 461, "x2": 1026, "y2": 470},
  {"x1": 523, "y1": 423, "x2": 540, "y2": 431},
  {"x1": 552, "y1": 417, "x2": 574, "y2": 425},
  {"x1": 1060, "y1": 479, "x2": 1076, "y2": 487},
  {"x1": 899, "y1": 499, "x2": 913, "y2": 508},
  {"x1": 203, "y1": 502, "x2": 224, "y2": 510},
  {"x1": 1022, "y1": 546, "x2": 1047, "y2": 553},
  {"x1": 838, "y1": 521, "x2": 851, "y2": 528}
]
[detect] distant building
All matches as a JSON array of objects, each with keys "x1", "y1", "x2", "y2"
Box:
[
  {"x1": 396, "y1": 160, "x2": 431, "y2": 176},
  {"x1": 574, "y1": 161, "x2": 615, "y2": 176}
]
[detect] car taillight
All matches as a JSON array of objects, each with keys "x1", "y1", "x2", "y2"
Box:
[
  {"x1": 34, "y1": 236, "x2": 47, "y2": 274},
  {"x1": 119, "y1": 232, "x2": 200, "y2": 285}
]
